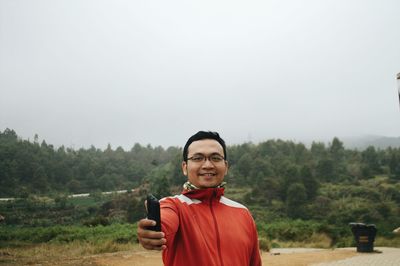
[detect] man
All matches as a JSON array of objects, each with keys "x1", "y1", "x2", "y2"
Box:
[{"x1": 137, "y1": 131, "x2": 262, "y2": 266}]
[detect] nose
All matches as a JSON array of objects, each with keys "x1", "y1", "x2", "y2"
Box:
[{"x1": 201, "y1": 158, "x2": 215, "y2": 168}]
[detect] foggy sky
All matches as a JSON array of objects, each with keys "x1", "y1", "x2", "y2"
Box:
[{"x1": 1, "y1": 0, "x2": 400, "y2": 150}]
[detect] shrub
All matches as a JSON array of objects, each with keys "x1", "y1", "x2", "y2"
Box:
[
  {"x1": 258, "y1": 237, "x2": 270, "y2": 251},
  {"x1": 259, "y1": 220, "x2": 324, "y2": 242},
  {"x1": 0, "y1": 223, "x2": 137, "y2": 245},
  {"x1": 82, "y1": 216, "x2": 110, "y2": 227}
]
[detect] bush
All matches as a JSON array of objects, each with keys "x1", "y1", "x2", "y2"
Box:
[
  {"x1": 258, "y1": 237, "x2": 270, "y2": 251},
  {"x1": 258, "y1": 220, "x2": 324, "y2": 242},
  {"x1": 0, "y1": 223, "x2": 137, "y2": 245},
  {"x1": 82, "y1": 216, "x2": 110, "y2": 227}
]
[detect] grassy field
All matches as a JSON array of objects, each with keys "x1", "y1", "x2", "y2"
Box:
[
  {"x1": 2, "y1": 239, "x2": 399, "y2": 266},
  {"x1": 0, "y1": 223, "x2": 137, "y2": 245},
  {"x1": 1, "y1": 222, "x2": 399, "y2": 265},
  {"x1": 0, "y1": 241, "x2": 138, "y2": 265},
  {"x1": 0, "y1": 223, "x2": 138, "y2": 265},
  {"x1": 1, "y1": 186, "x2": 399, "y2": 265}
]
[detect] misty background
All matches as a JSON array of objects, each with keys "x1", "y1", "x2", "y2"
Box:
[{"x1": 1, "y1": 0, "x2": 399, "y2": 150}]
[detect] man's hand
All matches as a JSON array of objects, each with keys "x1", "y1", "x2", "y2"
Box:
[{"x1": 137, "y1": 218, "x2": 167, "y2": 250}]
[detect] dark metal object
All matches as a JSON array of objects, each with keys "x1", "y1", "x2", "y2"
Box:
[{"x1": 349, "y1": 223, "x2": 377, "y2": 252}]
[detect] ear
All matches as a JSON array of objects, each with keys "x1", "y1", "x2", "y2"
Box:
[
  {"x1": 224, "y1": 160, "x2": 229, "y2": 175},
  {"x1": 181, "y1": 161, "x2": 188, "y2": 176}
]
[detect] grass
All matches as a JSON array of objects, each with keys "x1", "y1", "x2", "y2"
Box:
[
  {"x1": 267, "y1": 233, "x2": 333, "y2": 249},
  {"x1": 1, "y1": 234, "x2": 399, "y2": 265},
  {"x1": 0, "y1": 223, "x2": 140, "y2": 265},
  {"x1": 0, "y1": 223, "x2": 137, "y2": 244},
  {"x1": 374, "y1": 236, "x2": 400, "y2": 247},
  {"x1": 1, "y1": 218, "x2": 399, "y2": 265},
  {"x1": 0, "y1": 241, "x2": 140, "y2": 265},
  {"x1": 224, "y1": 187, "x2": 251, "y2": 202}
]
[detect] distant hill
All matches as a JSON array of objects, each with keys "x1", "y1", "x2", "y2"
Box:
[
  {"x1": 292, "y1": 135, "x2": 400, "y2": 150},
  {"x1": 340, "y1": 135, "x2": 400, "y2": 150}
]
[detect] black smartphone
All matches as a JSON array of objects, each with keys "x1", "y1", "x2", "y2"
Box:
[{"x1": 146, "y1": 194, "x2": 161, "y2": 231}]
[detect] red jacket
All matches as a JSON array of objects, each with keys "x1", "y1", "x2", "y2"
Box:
[{"x1": 160, "y1": 187, "x2": 262, "y2": 266}]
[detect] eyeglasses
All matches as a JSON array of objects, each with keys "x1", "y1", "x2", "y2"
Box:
[{"x1": 187, "y1": 154, "x2": 225, "y2": 163}]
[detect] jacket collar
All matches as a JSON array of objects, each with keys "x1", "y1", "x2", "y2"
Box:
[
  {"x1": 182, "y1": 181, "x2": 226, "y2": 191},
  {"x1": 182, "y1": 187, "x2": 225, "y2": 202}
]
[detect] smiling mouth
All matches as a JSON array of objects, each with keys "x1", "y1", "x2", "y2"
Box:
[{"x1": 199, "y1": 173, "x2": 216, "y2": 177}]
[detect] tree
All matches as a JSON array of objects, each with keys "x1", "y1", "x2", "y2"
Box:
[
  {"x1": 170, "y1": 153, "x2": 186, "y2": 186},
  {"x1": 300, "y1": 165, "x2": 319, "y2": 201},
  {"x1": 236, "y1": 153, "x2": 253, "y2": 178},
  {"x1": 316, "y1": 159, "x2": 335, "y2": 181},
  {"x1": 1, "y1": 128, "x2": 18, "y2": 140},
  {"x1": 67, "y1": 179, "x2": 82, "y2": 193},
  {"x1": 85, "y1": 172, "x2": 98, "y2": 190},
  {"x1": 280, "y1": 163, "x2": 300, "y2": 200},
  {"x1": 329, "y1": 137, "x2": 345, "y2": 162},
  {"x1": 293, "y1": 143, "x2": 310, "y2": 164},
  {"x1": 361, "y1": 146, "x2": 380, "y2": 177},
  {"x1": 127, "y1": 196, "x2": 144, "y2": 223},
  {"x1": 388, "y1": 152, "x2": 400, "y2": 179},
  {"x1": 152, "y1": 176, "x2": 171, "y2": 199},
  {"x1": 250, "y1": 176, "x2": 280, "y2": 204},
  {"x1": 250, "y1": 158, "x2": 273, "y2": 181},
  {"x1": 311, "y1": 142, "x2": 327, "y2": 159},
  {"x1": 286, "y1": 183, "x2": 307, "y2": 219},
  {"x1": 32, "y1": 165, "x2": 49, "y2": 193}
]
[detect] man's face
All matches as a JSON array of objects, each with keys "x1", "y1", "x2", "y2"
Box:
[{"x1": 182, "y1": 139, "x2": 228, "y2": 189}]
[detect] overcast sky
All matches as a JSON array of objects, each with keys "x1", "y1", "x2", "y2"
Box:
[{"x1": 1, "y1": 0, "x2": 399, "y2": 150}]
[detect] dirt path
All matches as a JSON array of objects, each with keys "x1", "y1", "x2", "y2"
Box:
[
  {"x1": 92, "y1": 247, "x2": 360, "y2": 266},
  {"x1": 313, "y1": 247, "x2": 400, "y2": 266},
  {"x1": 0, "y1": 245, "x2": 375, "y2": 266}
]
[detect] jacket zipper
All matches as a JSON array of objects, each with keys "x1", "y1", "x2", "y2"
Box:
[{"x1": 210, "y1": 188, "x2": 224, "y2": 266}]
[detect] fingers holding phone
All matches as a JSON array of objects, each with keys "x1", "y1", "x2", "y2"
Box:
[{"x1": 137, "y1": 195, "x2": 165, "y2": 250}]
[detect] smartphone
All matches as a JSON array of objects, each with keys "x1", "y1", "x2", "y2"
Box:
[{"x1": 146, "y1": 194, "x2": 161, "y2": 231}]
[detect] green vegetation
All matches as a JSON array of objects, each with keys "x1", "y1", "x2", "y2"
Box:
[
  {"x1": 1, "y1": 128, "x2": 400, "y2": 253},
  {"x1": 0, "y1": 223, "x2": 137, "y2": 246},
  {"x1": 0, "y1": 128, "x2": 183, "y2": 197},
  {"x1": 0, "y1": 192, "x2": 146, "y2": 227}
]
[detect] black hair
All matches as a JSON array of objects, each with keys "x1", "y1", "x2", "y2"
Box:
[{"x1": 183, "y1": 131, "x2": 227, "y2": 161}]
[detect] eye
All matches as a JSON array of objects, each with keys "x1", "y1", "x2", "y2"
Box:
[
  {"x1": 191, "y1": 156, "x2": 204, "y2": 162},
  {"x1": 210, "y1": 155, "x2": 223, "y2": 162}
]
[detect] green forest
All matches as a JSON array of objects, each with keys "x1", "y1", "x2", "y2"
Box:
[{"x1": 1, "y1": 127, "x2": 400, "y2": 258}]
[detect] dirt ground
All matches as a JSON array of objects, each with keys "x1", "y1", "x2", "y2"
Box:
[
  {"x1": 0, "y1": 246, "x2": 360, "y2": 266},
  {"x1": 92, "y1": 248, "x2": 360, "y2": 266}
]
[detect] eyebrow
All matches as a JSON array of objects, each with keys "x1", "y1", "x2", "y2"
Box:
[{"x1": 190, "y1": 152, "x2": 224, "y2": 157}]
